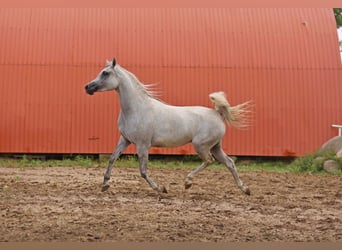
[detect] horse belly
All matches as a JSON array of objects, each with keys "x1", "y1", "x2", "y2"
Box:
[
  {"x1": 151, "y1": 131, "x2": 192, "y2": 148},
  {"x1": 151, "y1": 119, "x2": 194, "y2": 147}
]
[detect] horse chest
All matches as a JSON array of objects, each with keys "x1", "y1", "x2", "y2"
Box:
[{"x1": 118, "y1": 114, "x2": 153, "y2": 143}]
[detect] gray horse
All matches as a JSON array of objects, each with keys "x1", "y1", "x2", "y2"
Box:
[{"x1": 85, "y1": 58, "x2": 251, "y2": 195}]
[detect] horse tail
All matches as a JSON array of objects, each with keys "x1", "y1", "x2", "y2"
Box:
[{"x1": 209, "y1": 91, "x2": 252, "y2": 129}]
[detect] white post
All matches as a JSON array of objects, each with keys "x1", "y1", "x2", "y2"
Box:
[{"x1": 332, "y1": 124, "x2": 342, "y2": 136}]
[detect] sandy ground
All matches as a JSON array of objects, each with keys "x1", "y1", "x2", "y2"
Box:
[{"x1": 0, "y1": 165, "x2": 341, "y2": 242}]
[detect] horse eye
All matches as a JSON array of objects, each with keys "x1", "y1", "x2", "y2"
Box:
[{"x1": 102, "y1": 71, "x2": 109, "y2": 77}]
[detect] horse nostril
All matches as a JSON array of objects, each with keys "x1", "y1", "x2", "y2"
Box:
[{"x1": 85, "y1": 82, "x2": 96, "y2": 95}]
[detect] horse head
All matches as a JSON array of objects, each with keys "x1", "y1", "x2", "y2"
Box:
[{"x1": 85, "y1": 58, "x2": 119, "y2": 95}]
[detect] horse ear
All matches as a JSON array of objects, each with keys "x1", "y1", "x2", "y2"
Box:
[{"x1": 112, "y1": 58, "x2": 116, "y2": 68}]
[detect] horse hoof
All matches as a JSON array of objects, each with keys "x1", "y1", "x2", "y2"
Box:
[
  {"x1": 244, "y1": 187, "x2": 251, "y2": 195},
  {"x1": 184, "y1": 182, "x2": 192, "y2": 190},
  {"x1": 160, "y1": 186, "x2": 168, "y2": 193},
  {"x1": 101, "y1": 184, "x2": 110, "y2": 192}
]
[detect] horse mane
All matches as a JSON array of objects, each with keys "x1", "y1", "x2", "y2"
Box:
[
  {"x1": 107, "y1": 61, "x2": 160, "y2": 100},
  {"x1": 121, "y1": 67, "x2": 159, "y2": 99}
]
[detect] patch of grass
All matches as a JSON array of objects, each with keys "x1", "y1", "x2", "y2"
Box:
[
  {"x1": 289, "y1": 153, "x2": 317, "y2": 173},
  {"x1": 114, "y1": 155, "x2": 201, "y2": 169},
  {"x1": 61, "y1": 155, "x2": 95, "y2": 167},
  {"x1": 0, "y1": 155, "x2": 100, "y2": 168},
  {"x1": 237, "y1": 160, "x2": 296, "y2": 172},
  {"x1": 289, "y1": 150, "x2": 342, "y2": 174},
  {"x1": 0, "y1": 154, "x2": 340, "y2": 174}
]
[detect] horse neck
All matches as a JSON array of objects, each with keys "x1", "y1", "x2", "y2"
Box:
[{"x1": 116, "y1": 69, "x2": 151, "y2": 115}]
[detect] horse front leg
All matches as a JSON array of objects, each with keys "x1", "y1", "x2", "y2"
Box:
[
  {"x1": 137, "y1": 145, "x2": 167, "y2": 193},
  {"x1": 102, "y1": 135, "x2": 131, "y2": 192}
]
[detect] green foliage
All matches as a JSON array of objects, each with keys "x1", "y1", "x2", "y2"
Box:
[
  {"x1": 70, "y1": 155, "x2": 94, "y2": 166},
  {"x1": 0, "y1": 154, "x2": 341, "y2": 174},
  {"x1": 334, "y1": 8, "x2": 342, "y2": 28},
  {"x1": 290, "y1": 154, "x2": 316, "y2": 173},
  {"x1": 237, "y1": 160, "x2": 296, "y2": 173},
  {"x1": 290, "y1": 150, "x2": 342, "y2": 173},
  {"x1": 0, "y1": 155, "x2": 98, "y2": 167}
]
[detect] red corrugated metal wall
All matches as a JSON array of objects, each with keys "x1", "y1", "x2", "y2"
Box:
[{"x1": 0, "y1": 8, "x2": 341, "y2": 156}]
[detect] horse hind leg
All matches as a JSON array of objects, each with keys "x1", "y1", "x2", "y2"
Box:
[
  {"x1": 184, "y1": 161, "x2": 210, "y2": 190},
  {"x1": 211, "y1": 143, "x2": 251, "y2": 195},
  {"x1": 184, "y1": 145, "x2": 215, "y2": 189}
]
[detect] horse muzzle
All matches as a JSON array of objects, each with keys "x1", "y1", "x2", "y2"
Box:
[{"x1": 85, "y1": 82, "x2": 98, "y2": 95}]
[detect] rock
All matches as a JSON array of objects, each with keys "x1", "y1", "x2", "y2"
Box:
[
  {"x1": 337, "y1": 149, "x2": 342, "y2": 158},
  {"x1": 319, "y1": 136, "x2": 342, "y2": 154},
  {"x1": 313, "y1": 156, "x2": 324, "y2": 165},
  {"x1": 323, "y1": 160, "x2": 340, "y2": 172}
]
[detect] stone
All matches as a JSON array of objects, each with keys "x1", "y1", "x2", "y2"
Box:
[
  {"x1": 319, "y1": 136, "x2": 342, "y2": 154},
  {"x1": 336, "y1": 149, "x2": 342, "y2": 158},
  {"x1": 323, "y1": 160, "x2": 340, "y2": 173},
  {"x1": 313, "y1": 156, "x2": 324, "y2": 165}
]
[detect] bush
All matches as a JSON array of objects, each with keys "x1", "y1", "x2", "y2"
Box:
[
  {"x1": 291, "y1": 153, "x2": 316, "y2": 173},
  {"x1": 290, "y1": 150, "x2": 342, "y2": 173}
]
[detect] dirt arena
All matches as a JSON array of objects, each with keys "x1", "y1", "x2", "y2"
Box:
[{"x1": 0, "y1": 165, "x2": 341, "y2": 242}]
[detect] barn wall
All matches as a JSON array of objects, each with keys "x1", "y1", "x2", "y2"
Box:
[{"x1": 0, "y1": 8, "x2": 341, "y2": 156}]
